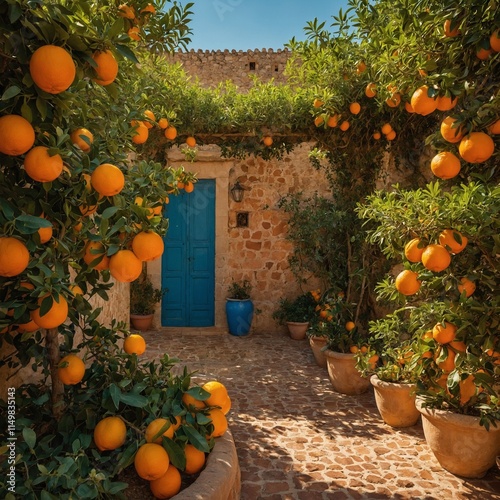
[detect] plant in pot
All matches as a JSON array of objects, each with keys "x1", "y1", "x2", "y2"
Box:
[
  {"x1": 358, "y1": 181, "x2": 500, "y2": 478},
  {"x1": 130, "y1": 273, "x2": 166, "y2": 331},
  {"x1": 272, "y1": 290, "x2": 317, "y2": 340},
  {"x1": 226, "y1": 279, "x2": 254, "y2": 336}
]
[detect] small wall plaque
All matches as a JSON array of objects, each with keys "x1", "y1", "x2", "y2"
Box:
[{"x1": 236, "y1": 212, "x2": 249, "y2": 228}]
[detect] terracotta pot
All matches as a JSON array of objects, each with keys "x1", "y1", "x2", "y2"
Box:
[
  {"x1": 325, "y1": 350, "x2": 371, "y2": 395},
  {"x1": 130, "y1": 313, "x2": 154, "y2": 331},
  {"x1": 416, "y1": 397, "x2": 500, "y2": 478},
  {"x1": 308, "y1": 336, "x2": 328, "y2": 368},
  {"x1": 286, "y1": 321, "x2": 309, "y2": 340},
  {"x1": 370, "y1": 375, "x2": 420, "y2": 427}
]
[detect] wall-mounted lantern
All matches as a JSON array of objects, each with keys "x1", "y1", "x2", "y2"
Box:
[{"x1": 230, "y1": 180, "x2": 245, "y2": 202}]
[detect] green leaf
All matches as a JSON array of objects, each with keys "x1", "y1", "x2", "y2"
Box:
[
  {"x1": 115, "y1": 43, "x2": 139, "y2": 64},
  {"x1": 183, "y1": 425, "x2": 210, "y2": 453},
  {"x1": 22, "y1": 427, "x2": 36, "y2": 449},
  {"x1": 1, "y1": 85, "x2": 21, "y2": 101},
  {"x1": 162, "y1": 437, "x2": 186, "y2": 470},
  {"x1": 109, "y1": 383, "x2": 121, "y2": 410},
  {"x1": 119, "y1": 392, "x2": 148, "y2": 408}
]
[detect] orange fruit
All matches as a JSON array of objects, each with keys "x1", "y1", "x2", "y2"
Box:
[
  {"x1": 421, "y1": 244, "x2": 451, "y2": 272},
  {"x1": 145, "y1": 417, "x2": 180, "y2": 443},
  {"x1": 141, "y1": 4, "x2": 156, "y2": 14},
  {"x1": 339, "y1": 120, "x2": 350, "y2": 131},
  {"x1": 440, "y1": 116, "x2": 465, "y2": 143},
  {"x1": 430, "y1": 151, "x2": 461, "y2": 180},
  {"x1": 149, "y1": 465, "x2": 182, "y2": 499},
  {"x1": 0, "y1": 115, "x2": 35, "y2": 156},
  {"x1": 327, "y1": 115, "x2": 339, "y2": 127},
  {"x1": 385, "y1": 92, "x2": 401, "y2": 108},
  {"x1": 131, "y1": 122, "x2": 149, "y2": 144},
  {"x1": 313, "y1": 98, "x2": 324, "y2": 108},
  {"x1": 124, "y1": 333, "x2": 146, "y2": 355},
  {"x1": 356, "y1": 61, "x2": 367, "y2": 74},
  {"x1": 132, "y1": 231, "x2": 164, "y2": 261},
  {"x1": 395, "y1": 269, "x2": 421, "y2": 295},
  {"x1": 458, "y1": 132, "x2": 495, "y2": 163},
  {"x1": 70, "y1": 128, "x2": 94, "y2": 152},
  {"x1": 449, "y1": 340, "x2": 467, "y2": 353},
  {"x1": 436, "y1": 348, "x2": 456, "y2": 372},
  {"x1": 17, "y1": 319, "x2": 40, "y2": 333},
  {"x1": 220, "y1": 396, "x2": 231, "y2": 415},
  {"x1": 410, "y1": 85, "x2": 438, "y2": 116},
  {"x1": 143, "y1": 110, "x2": 156, "y2": 127},
  {"x1": 29, "y1": 45, "x2": 76, "y2": 94},
  {"x1": 372, "y1": 131, "x2": 381, "y2": 140},
  {"x1": 24, "y1": 146, "x2": 63, "y2": 182},
  {"x1": 436, "y1": 95, "x2": 458, "y2": 111},
  {"x1": 438, "y1": 229, "x2": 467, "y2": 254},
  {"x1": 263, "y1": 136, "x2": 273, "y2": 146},
  {"x1": 486, "y1": 349, "x2": 500, "y2": 365},
  {"x1": 0, "y1": 237, "x2": 30, "y2": 277},
  {"x1": 83, "y1": 241, "x2": 110, "y2": 270},
  {"x1": 182, "y1": 392, "x2": 205, "y2": 410},
  {"x1": 128, "y1": 27, "x2": 141, "y2": 41},
  {"x1": 184, "y1": 181, "x2": 194, "y2": 193},
  {"x1": 184, "y1": 444, "x2": 206, "y2": 475},
  {"x1": 31, "y1": 293, "x2": 68, "y2": 329},
  {"x1": 432, "y1": 322, "x2": 457, "y2": 345},
  {"x1": 490, "y1": 30, "x2": 500, "y2": 52},
  {"x1": 134, "y1": 443, "x2": 170, "y2": 481},
  {"x1": 69, "y1": 284, "x2": 84, "y2": 296},
  {"x1": 368, "y1": 354, "x2": 379, "y2": 370},
  {"x1": 405, "y1": 101, "x2": 415, "y2": 113},
  {"x1": 404, "y1": 238, "x2": 425, "y2": 262},
  {"x1": 345, "y1": 321, "x2": 356, "y2": 331},
  {"x1": 349, "y1": 102, "x2": 361, "y2": 115},
  {"x1": 202, "y1": 380, "x2": 229, "y2": 408},
  {"x1": 385, "y1": 130, "x2": 396, "y2": 141},
  {"x1": 459, "y1": 375, "x2": 476, "y2": 405},
  {"x1": 207, "y1": 408, "x2": 228, "y2": 438},
  {"x1": 91, "y1": 50, "x2": 118, "y2": 86},
  {"x1": 109, "y1": 250, "x2": 142, "y2": 283},
  {"x1": 488, "y1": 119, "x2": 500, "y2": 135},
  {"x1": 164, "y1": 126, "x2": 177, "y2": 140},
  {"x1": 365, "y1": 83, "x2": 377, "y2": 98},
  {"x1": 158, "y1": 118, "x2": 169, "y2": 129},
  {"x1": 118, "y1": 4, "x2": 135, "y2": 19},
  {"x1": 443, "y1": 19, "x2": 460, "y2": 37},
  {"x1": 349, "y1": 345, "x2": 359, "y2": 354},
  {"x1": 185, "y1": 136, "x2": 196, "y2": 147},
  {"x1": 457, "y1": 277, "x2": 475, "y2": 297},
  {"x1": 93, "y1": 416, "x2": 127, "y2": 451},
  {"x1": 314, "y1": 115, "x2": 325, "y2": 127},
  {"x1": 91, "y1": 163, "x2": 125, "y2": 197},
  {"x1": 476, "y1": 47, "x2": 491, "y2": 60},
  {"x1": 57, "y1": 353, "x2": 85, "y2": 385},
  {"x1": 37, "y1": 219, "x2": 53, "y2": 244},
  {"x1": 381, "y1": 123, "x2": 392, "y2": 135}
]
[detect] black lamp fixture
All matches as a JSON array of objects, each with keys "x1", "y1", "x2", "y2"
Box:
[{"x1": 230, "y1": 180, "x2": 245, "y2": 202}]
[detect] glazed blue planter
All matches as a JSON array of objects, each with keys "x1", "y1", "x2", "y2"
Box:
[{"x1": 226, "y1": 299, "x2": 254, "y2": 336}]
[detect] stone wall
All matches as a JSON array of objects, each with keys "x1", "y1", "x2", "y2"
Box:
[{"x1": 166, "y1": 49, "x2": 291, "y2": 90}]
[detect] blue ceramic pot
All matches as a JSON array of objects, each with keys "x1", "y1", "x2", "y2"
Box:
[{"x1": 225, "y1": 299, "x2": 254, "y2": 336}]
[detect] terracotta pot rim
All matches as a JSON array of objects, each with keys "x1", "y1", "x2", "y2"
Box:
[
  {"x1": 324, "y1": 350, "x2": 354, "y2": 359},
  {"x1": 371, "y1": 374, "x2": 417, "y2": 390},
  {"x1": 130, "y1": 313, "x2": 154, "y2": 319},
  {"x1": 286, "y1": 321, "x2": 309, "y2": 326}
]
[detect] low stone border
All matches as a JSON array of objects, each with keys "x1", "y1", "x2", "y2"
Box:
[{"x1": 173, "y1": 429, "x2": 241, "y2": 500}]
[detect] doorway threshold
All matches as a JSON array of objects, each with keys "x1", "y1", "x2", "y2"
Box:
[{"x1": 160, "y1": 327, "x2": 228, "y2": 336}]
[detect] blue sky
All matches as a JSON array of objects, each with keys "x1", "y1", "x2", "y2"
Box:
[{"x1": 187, "y1": 0, "x2": 350, "y2": 51}]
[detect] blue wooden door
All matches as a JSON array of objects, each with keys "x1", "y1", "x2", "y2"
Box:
[{"x1": 161, "y1": 179, "x2": 215, "y2": 326}]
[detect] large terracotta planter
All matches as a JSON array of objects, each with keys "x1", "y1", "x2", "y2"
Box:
[
  {"x1": 286, "y1": 321, "x2": 309, "y2": 340},
  {"x1": 308, "y1": 335, "x2": 328, "y2": 368},
  {"x1": 325, "y1": 350, "x2": 371, "y2": 395},
  {"x1": 416, "y1": 397, "x2": 500, "y2": 478},
  {"x1": 371, "y1": 375, "x2": 420, "y2": 427},
  {"x1": 130, "y1": 313, "x2": 154, "y2": 331}
]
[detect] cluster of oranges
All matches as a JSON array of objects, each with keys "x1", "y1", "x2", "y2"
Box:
[
  {"x1": 92, "y1": 379, "x2": 231, "y2": 499},
  {"x1": 312, "y1": 95, "x2": 359, "y2": 133},
  {"x1": 130, "y1": 110, "x2": 182, "y2": 147},
  {"x1": 118, "y1": 3, "x2": 156, "y2": 43}
]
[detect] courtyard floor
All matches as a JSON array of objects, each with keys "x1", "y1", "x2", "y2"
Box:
[{"x1": 142, "y1": 328, "x2": 500, "y2": 500}]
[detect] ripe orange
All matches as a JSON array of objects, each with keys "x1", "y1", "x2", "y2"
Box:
[
  {"x1": 381, "y1": 123, "x2": 392, "y2": 135},
  {"x1": 149, "y1": 465, "x2": 182, "y2": 499},
  {"x1": 404, "y1": 238, "x2": 425, "y2": 262},
  {"x1": 164, "y1": 126, "x2": 177, "y2": 140},
  {"x1": 356, "y1": 61, "x2": 367, "y2": 74},
  {"x1": 183, "y1": 444, "x2": 206, "y2": 475},
  {"x1": 24, "y1": 146, "x2": 63, "y2": 182},
  {"x1": 124, "y1": 334, "x2": 146, "y2": 355},
  {"x1": 313, "y1": 98, "x2": 324, "y2": 108},
  {"x1": 132, "y1": 231, "x2": 164, "y2": 261},
  {"x1": 134, "y1": 443, "x2": 170, "y2": 481},
  {"x1": 436, "y1": 348, "x2": 456, "y2": 372},
  {"x1": 430, "y1": 151, "x2": 461, "y2": 180},
  {"x1": 184, "y1": 181, "x2": 194, "y2": 193},
  {"x1": 436, "y1": 94, "x2": 458, "y2": 111},
  {"x1": 141, "y1": 4, "x2": 156, "y2": 14},
  {"x1": 186, "y1": 136, "x2": 196, "y2": 147},
  {"x1": 37, "y1": 219, "x2": 53, "y2": 244},
  {"x1": 421, "y1": 244, "x2": 451, "y2": 272},
  {"x1": 92, "y1": 50, "x2": 119, "y2": 86},
  {"x1": 385, "y1": 92, "x2": 401, "y2": 108},
  {"x1": 83, "y1": 241, "x2": 110, "y2": 271},
  {"x1": 405, "y1": 101, "x2": 415, "y2": 113},
  {"x1": 349, "y1": 102, "x2": 361, "y2": 115},
  {"x1": 263, "y1": 136, "x2": 273, "y2": 146},
  {"x1": 476, "y1": 47, "x2": 491, "y2": 60},
  {"x1": 71, "y1": 128, "x2": 94, "y2": 152},
  {"x1": 58, "y1": 353, "x2": 85, "y2": 385},
  {"x1": 314, "y1": 115, "x2": 325, "y2": 127},
  {"x1": 158, "y1": 118, "x2": 169, "y2": 129},
  {"x1": 31, "y1": 293, "x2": 69, "y2": 329},
  {"x1": 365, "y1": 83, "x2": 377, "y2": 98},
  {"x1": 488, "y1": 119, "x2": 500, "y2": 135},
  {"x1": 145, "y1": 417, "x2": 180, "y2": 443},
  {"x1": 490, "y1": 30, "x2": 500, "y2": 52},
  {"x1": 29, "y1": 45, "x2": 76, "y2": 94},
  {"x1": 457, "y1": 277, "x2": 475, "y2": 297},
  {"x1": 118, "y1": 4, "x2": 135, "y2": 19},
  {"x1": 440, "y1": 116, "x2": 464, "y2": 143},
  {"x1": 182, "y1": 392, "x2": 206, "y2": 410},
  {"x1": 438, "y1": 229, "x2": 467, "y2": 254},
  {"x1": 93, "y1": 416, "x2": 127, "y2": 451},
  {"x1": 459, "y1": 375, "x2": 476, "y2": 405},
  {"x1": 372, "y1": 131, "x2": 381, "y2": 140},
  {"x1": 143, "y1": 110, "x2": 156, "y2": 127},
  {"x1": 220, "y1": 396, "x2": 231, "y2": 415},
  {"x1": 349, "y1": 345, "x2": 359, "y2": 354},
  {"x1": 202, "y1": 380, "x2": 229, "y2": 407},
  {"x1": 395, "y1": 269, "x2": 421, "y2": 295},
  {"x1": 91, "y1": 163, "x2": 125, "y2": 197},
  {"x1": 109, "y1": 250, "x2": 142, "y2": 283},
  {"x1": 385, "y1": 130, "x2": 396, "y2": 141},
  {"x1": 443, "y1": 19, "x2": 460, "y2": 37},
  {"x1": 0, "y1": 237, "x2": 30, "y2": 277},
  {"x1": 69, "y1": 284, "x2": 84, "y2": 296},
  {"x1": 486, "y1": 349, "x2": 500, "y2": 365},
  {"x1": 432, "y1": 322, "x2": 457, "y2": 345},
  {"x1": 339, "y1": 120, "x2": 350, "y2": 131},
  {"x1": 327, "y1": 115, "x2": 339, "y2": 127},
  {"x1": 128, "y1": 27, "x2": 141, "y2": 41},
  {"x1": 345, "y1": 321, "x2": 356, "y2": 332},
  {"x1": 131, "y1": 122, "x2": 149, "y2": 144},
  {"x1": 207, "y1": 408, "x2": 228, "y2": 438},
  {"x1": 458, "y1": 132, "x2": 495, "y2": 163},
  {"x1": 17, "y1": 319, "x2": 40, "y2": 333},
  {"x1": 0, "y1": 115, "x2": 35, "y2": 156},
  {"x1": 410, "y1": 85, "x2": 438, "y2": 116}
]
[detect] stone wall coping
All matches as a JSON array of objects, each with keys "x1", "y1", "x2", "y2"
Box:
[{"x1": 176, "y1": 48, "x2": 290, "y2": 55}]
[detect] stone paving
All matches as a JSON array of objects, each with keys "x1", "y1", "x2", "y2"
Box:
[{"x1": 143, "y1": 329, "x2": 500, "y2": 500}]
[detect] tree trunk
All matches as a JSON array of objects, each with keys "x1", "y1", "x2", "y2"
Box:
[{"x1": 45, "y1": 328, "x2": 64, "y2": 420}]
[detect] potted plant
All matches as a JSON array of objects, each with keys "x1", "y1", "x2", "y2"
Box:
[
  {"x1": 272, "y1": 291, "x2": 317, "y2": 340},
  {"x1": 130, "y1": 273, "x2": 166, "y2": 331},
  {"x1": 225, "y1": 279, "x2": 254, "y2": 336}
]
